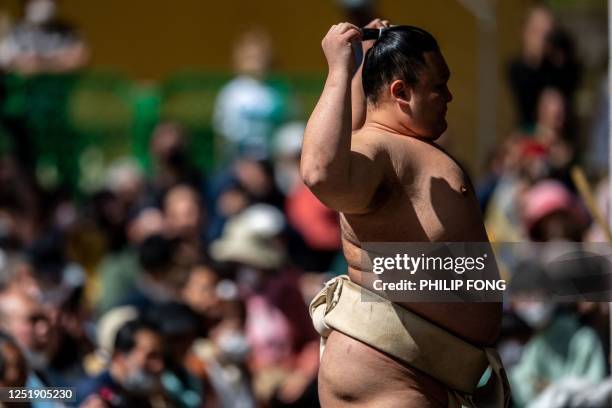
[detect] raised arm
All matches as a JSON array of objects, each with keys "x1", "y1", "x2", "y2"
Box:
[
  {"x1": 351, "y1": 18, "x2": 389, "y2": 131},
  {"x1": 301, "y1": 23, "x2": 384, "y2": 214}
]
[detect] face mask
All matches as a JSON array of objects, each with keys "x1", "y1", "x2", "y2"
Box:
[
  {"x1": 25, "y1": 0, "x2": 56, "y2": 24},
  {"x1": 217, "y1": 331, "x2": 250, "y2": 363},
  {"x1": 122, "y1": 368, "x2": 159, "y2": 395},
  {"x1": 23, "y1": 349, "x2": 48, "y2": 371},
  {"x1": 515, "y1": 302, "x2": 555, "y2": 329},
  {"x1": 237, "y1": 267, "x2": 261, "y2": 288}
]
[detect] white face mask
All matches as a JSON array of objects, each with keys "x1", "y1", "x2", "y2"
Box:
[
  {"x1": 122, "y1": 369, "x2": 160, "y2": 395},
  {"x1": 515, "y1": 302, "x2": 556, "y2": 329},
  {"x1": 25, "y1": 0, "x2": 56, "y2": 24},
  {"x1": 23, "y1": 349, "x2": 49, "y2": 371},
  {"x1": 217, "y1": 331, "x2": 250, "y2": 363}
]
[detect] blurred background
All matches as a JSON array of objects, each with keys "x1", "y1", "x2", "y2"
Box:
[{"x1": 0, "y1": 0, "x2": 609, "y2": 407}]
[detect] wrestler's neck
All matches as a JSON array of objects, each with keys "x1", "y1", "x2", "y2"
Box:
[{"x1": 363, "y1": 107, "x2": 436, "y2": 143}]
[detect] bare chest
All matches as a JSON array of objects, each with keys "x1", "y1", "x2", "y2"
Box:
[{"x1": 342, "y1": 144, "x2": 487, "y2": 244}]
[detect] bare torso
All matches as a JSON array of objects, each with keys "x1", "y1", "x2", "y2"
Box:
[{"x1": 319, "y1": 128, "x2": 502, "y2": 407}]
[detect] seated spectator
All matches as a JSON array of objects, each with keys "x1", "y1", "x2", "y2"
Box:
[
  {"x1": 143, "y1": 302, "x2": 204, "y2": 408},
  {"x1": 520, "y1": 180, "x2": 588, "y2": 242},
  {"x1": 0, "y1": 0, "x2": 89, "y2": 75},
  {"x1": 0, "y1": 289, "x2": 60, "y2": 393},
  {"x1": 119, "y1": 234, "x2": 178, "y2": 310},
  {"x1": 77, "y1": 318, "x2": 168, "y2": 408},
  {"x1": 83, "y1": 306, "x2": 138, "y2": 377},
  {"x1": 509, "y1": 263, "x2": 607, "y2": 406},
  {"x1": 507, "y1": 6, "x2": 580, "y2": 131},
  {"x1": 210, "y1": 204, "x2": 319, "y2": 406},
  {"x1": 190, "y1": 296, "x2": 255, "y2": 408},
  {"x1": 510, "y1": 301, "x2": 607, "y2": 406},
  {"x1": 180, "y1": 263, "x2": 223, "y2": 329},
  {"x1": 148, "y1": 122, "x2": 204, "y2": 205},
  {"x1": 163, "y1": 184, "x2": 207, "y2": 269},
  {"x1": 207, "y1": 157, "x2": 284, "y2": 241},
  {"x1": 96, "y1": 206, "x2": 165, "y2": 315},
  {"x1": 213, "y1": 28, "x2": 290, "y2": 161}
]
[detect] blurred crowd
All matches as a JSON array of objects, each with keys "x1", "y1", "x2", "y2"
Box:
[
  {"x1": 478, "y1": 5, "x2": 612, "y2": 408},
  {"x1": 0, "y1": 1, "x2": 608, "y2": 407}
]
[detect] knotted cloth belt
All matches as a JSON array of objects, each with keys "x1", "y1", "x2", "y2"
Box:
[{"x1": 309, "y1": 275, "x2": 511, "y2": 408}]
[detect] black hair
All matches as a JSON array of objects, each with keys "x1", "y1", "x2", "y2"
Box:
[
  {"x1": 137, "y1": 234, "x2": 176, "y2": 275},
  {"x1": 142, "y1": 301, "x2": 203, "y2": 338},
  {"x1": 113, "y1": 318, "x2": 159, "y2": 354},
  {"x1": 362, "y1": 25, "x2": 440, "y2": 105}
]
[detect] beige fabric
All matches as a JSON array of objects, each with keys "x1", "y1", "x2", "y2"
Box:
[{"x1": 309, "y1": 275, "x2": 511, "y2": 408}]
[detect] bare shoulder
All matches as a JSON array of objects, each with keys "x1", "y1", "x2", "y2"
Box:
[{"x1": 350, "y1": 127, "x2": 387, "y2": 159}]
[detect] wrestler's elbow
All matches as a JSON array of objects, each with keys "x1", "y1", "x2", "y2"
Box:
[
  {"x1": 301, "y1": 169, "x2": 338, "y2": 200},
  {"x1": 300, "y1": 162, "x2": 320, "y2": 188},
  {"x1": 300, "y1": 160, "x2": 338, "y2": 191}
]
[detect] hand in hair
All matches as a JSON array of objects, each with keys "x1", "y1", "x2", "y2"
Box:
[
  {"x1": 321, "y1": 22, "x2": 362, "y2": 75},
  {"x1": 352, "y1": 18, "x2": 391, "y2": 130},
  {"x1": 363, "y1": 18, "x2": 390, "y2": 40}
]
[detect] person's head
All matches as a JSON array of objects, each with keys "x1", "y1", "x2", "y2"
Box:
[
  {"x1": 521, "y1": 180, "x2": 587, "y2": 241},
  {"x1": 138, "y1": 234, "x2": 176, "y2": 279},
  {"x1": 150, "y1": 122, "x2": 188, "y2": 170},
  {"x1": 362, "y1": 26, "x2": 452, "y2": 139},
  {"x1": 523, "y1": 6, "x2": 555, "y2": 63},
  {"x1": 0, "y1": 289, "x2": 56, "y2": 367},
  {"x1": 126, "y1": 207, "x2": 165, "y2": 245},
  {"x1": 536, "y1": 87, "x2": 567, "y2": 138},
  {"x1": 181, "y1": 264, "x2": 221, "y2": 317},
  {"x1": 163, "y1": 184, "x2": 203, "y2": 241},
  {"x1": 232, "y1": 28, "x2": 273, "y2": 79},
  {"x1": 210, "y1": 204, "x2": 287, "y2": 282},
  {"x1": 23, "y1": 0, "x2": 57, "y2": 25},
  {"x1": 111, "y1": 319, "x2": 164, "y2": 395},
  {"x1": 143, "y1": 302, "x2": 201, "y2": 362},
  {"x1": 105, "y1": 159, "x2": 144, "y2": 209},
  {"x1": 0, "y1": 331, "x2": 27, "y2": 387}
]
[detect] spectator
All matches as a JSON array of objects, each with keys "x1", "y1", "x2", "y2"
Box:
[
  {"x1": 509, "y1": 269, "x2": 607, "y2": 406},
  {"x1": 96, "y1": 206, "x2": 165, "y2": 315},
  {"x1": 520, "y1": 180, "x2": 588, "y2": 242},
  {"x1": 0, "y1": 289, "x2": 58, "y2": 390},
  {"x1": 149, "y1": 122, "x2": 204, "y2": 205},
  {"x1": 119, "y1": 234, "x2": 178, "y2": 310},
  {"x1": 0, "y1": 0, "x2": 89, "y2": 75},
  {"x1": 163, "y1": 184, "x2": 207, "y2": 269},
  {"x1": 190, "y1": 297, "x2": 256, "y2": 408},
  {"x1": 83, "y1": 306, "x2": 138, "y2": 377},
  {"x1": 144, "y1": 302, "x2": 204, "y2": 408},
  {"x1": 77, "y1": 318, "x2": 169, "y2": 408},
  {"x1": 213, "y1": 28, "x2": 290, "y2": 160},
  {"x1": 210, "y1": 204, "x2": 319, "y2": 406},
  {"x1": 180, "y1": 263, "x2": 223, "y2": 328},
  {"x1": 207, "y1": 157, "x2": 284, "y2": 241},
  {"x1": 507, "y1": 6, "x2": 580, "y2": 130}
]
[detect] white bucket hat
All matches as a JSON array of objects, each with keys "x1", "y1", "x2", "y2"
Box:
[{"x1": 210, "y1": 204, "x2": 286, "y2": 269}]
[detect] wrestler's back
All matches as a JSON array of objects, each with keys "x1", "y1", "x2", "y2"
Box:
[{"x1": 319, "y1": 130, "x2": 502, "y2": 407}]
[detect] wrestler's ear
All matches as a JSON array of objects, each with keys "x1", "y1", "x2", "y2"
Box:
[{"x1": 390, "y1": 80, "x2": 411, "y2": 105}]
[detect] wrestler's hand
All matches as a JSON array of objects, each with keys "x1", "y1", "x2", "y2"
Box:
[
  {"x1": 362, "y1": 18, "x2": 390, "y2": 48},
  {"x1": 321, "y1": 22, "x2": 362, "y2": 76}
]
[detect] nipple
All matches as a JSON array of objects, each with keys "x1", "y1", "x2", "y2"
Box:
[{"x1": 460, "y1": 185, "x2": 468, "y2": 195}]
